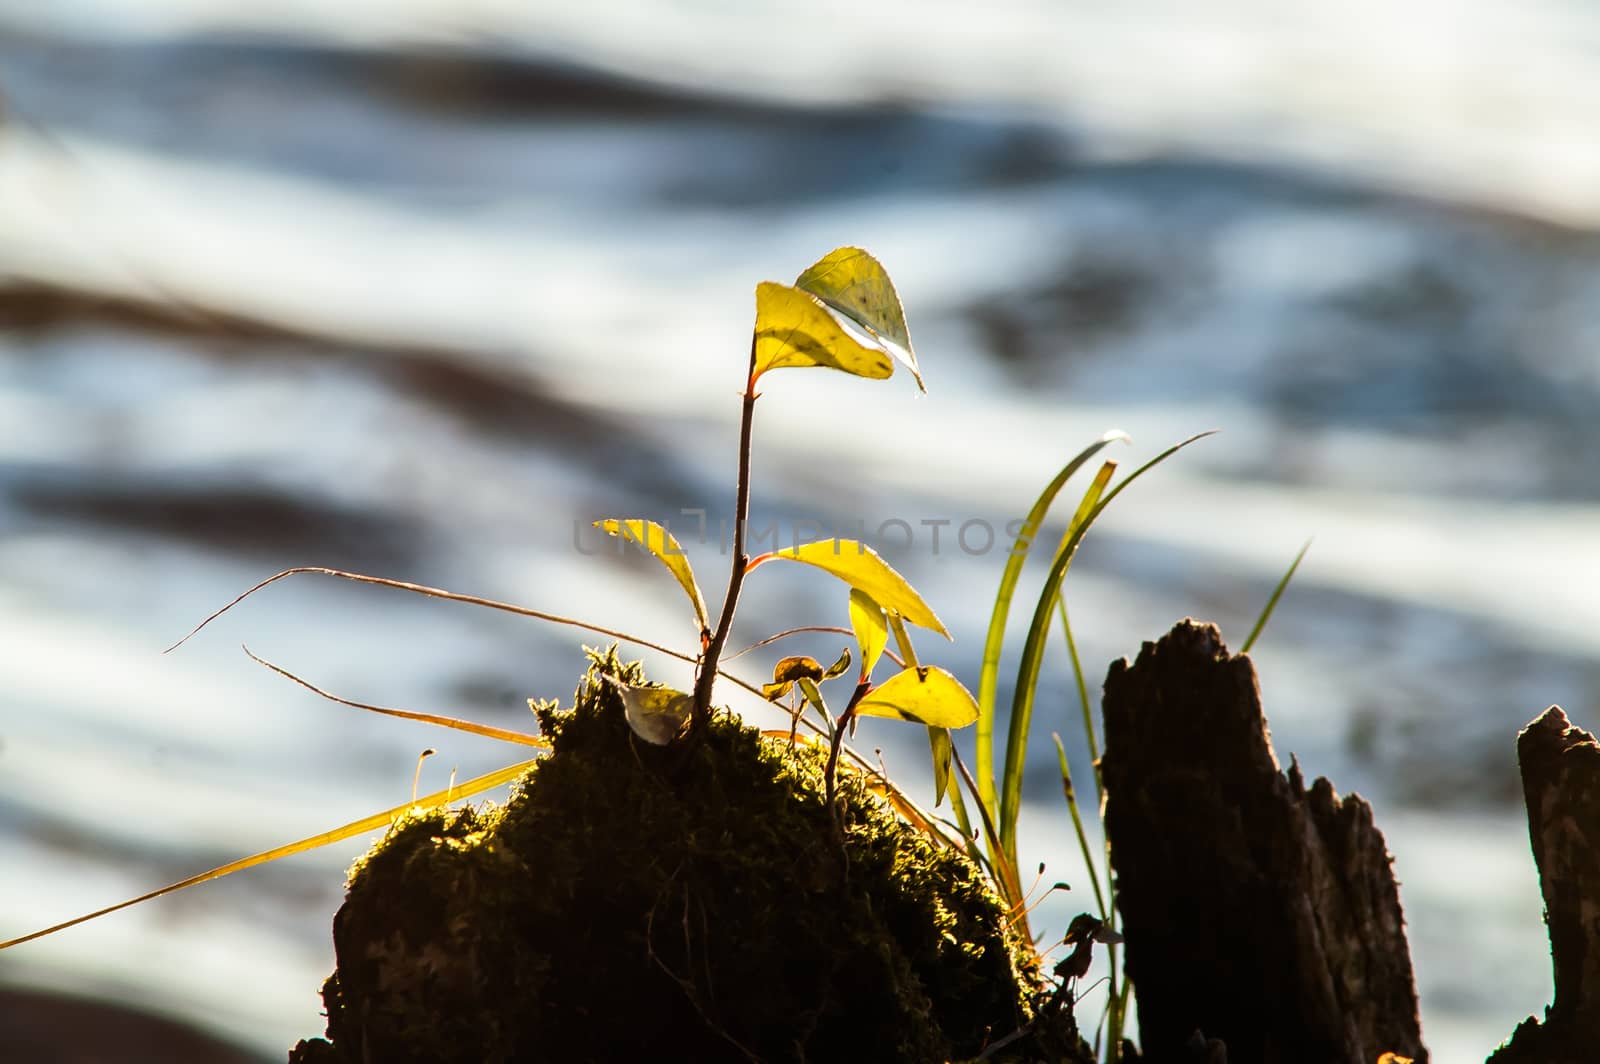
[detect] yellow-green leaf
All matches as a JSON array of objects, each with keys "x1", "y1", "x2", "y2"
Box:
[
  {"x1": 929, "y1": 726, "x2": 954, "y2": 807},
  {"x1": 797, "y1": 676, "x2": 828, "y2": 717},
  {"x1": 854, "y1": 666, "x2": 980, "y2": 728},
  {"x1": 753, "y1": 540, "x2": 949, "y2": 638},
  {"x1": 593, "y1": 519, "x2": 709, "y2": 635},
  {"x1": 849, "y1": 588, "x2": 889, "y2": 676},
  {"x1": 608, "y1": 680, "x2": 693, "y2": 746},
  {"x1": 794, "y1": 246, "x2": 923, "y2": 391},
  {"x1": 751, "y1": 281, "x2": 898, "y2": 384},
  {"x1": 887, "y1": 612, "x2": 920, "y2": 668}
]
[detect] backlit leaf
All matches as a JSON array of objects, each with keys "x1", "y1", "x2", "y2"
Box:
[
  {"x1": 751, "y1": 281, "x2": 898, "y2": 384},
  {"x1": 593, "y1": 519, "x2": 709, "y2": 635},
  {"x1": 848, "y1": 588, "x2": 889, "y2": 676},
  {"x1": 602, "y1": 676, "x2": 693, "y2": 746},
  {"x1": 929, "y1": 726, "x2": 953, "y2": 807},
  {"x1": 751, "y1": 540, "x2": 948, "y2": 638},
  {"x1": 855, "y1": 666, "x2": 980, "y2": 729},
  {"x1": 797, "y1": 676, "x2": 828, "y2": 717},
  {"x1": 793, "y1": 246, "x2": 923, "y2": 391}
]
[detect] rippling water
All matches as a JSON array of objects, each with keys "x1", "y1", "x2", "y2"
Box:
[{"x1": 1, "y1": 4, "x2": 1597, "y2": 1059}]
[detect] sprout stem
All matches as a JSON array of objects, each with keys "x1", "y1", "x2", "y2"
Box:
[{"x1": 693, "y1": 336, "x2": 759, "y2": 729}]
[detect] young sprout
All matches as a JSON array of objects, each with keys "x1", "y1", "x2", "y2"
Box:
[
  {"x1": 0, "y1": 247, "x2": 977, "y2": 957},
  {"x1": 410, "y1": 748, "x2": 438, "y2": 804},
  {"x1": 2, "y1": 245, "x2": 1249, "y2": 1064}
]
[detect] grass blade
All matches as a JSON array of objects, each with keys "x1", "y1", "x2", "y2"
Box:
[
  {"x1": 169, "y1": 567, "x2": 697, "y2": 665},
  {"x1": 1051, "y1": 723, "x2": 1107, "y2": 919},
  {"x1": 949, "y1": 742, "x2": 1027, "y2": 931},
  {"x1": 1240, "y1": 538, "x2": 1312, "y2": 654},
  {"x1": 1053, "y1": 457, "x2": 1115, "y2": 803},
  {"x1": 167, "y1": 565, "x2": 796, "y2": 713},
  {"x1": 996, "y1": 459, "x2": 1113, "y2": 862},
  {"x1": 1056, "y1": 591, "x2": 1127, "y2": 1050},
  {"x1": 1055, "y1": 598, "x2": 1096, "y2": 791},
  {"x1": 245, "y1": 647, "x2": 551, "y2": 749},
  {"x1": 974, "y1": 431, "x2": 1128, "y2": 844},
  {"x1": 1049, "y1": 464, "x2": 1114, "y2": 900},
  {"x1": 0, "y1": 757, "x2": 540, "y2": 951},
  {"x1": 999, "y1": 432, "x2": 1214, "y2": 858}
]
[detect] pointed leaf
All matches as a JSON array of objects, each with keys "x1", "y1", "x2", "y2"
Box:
[
  {"x1": 822, "y1": 646, "x2": 853, "y2": 679},
  {"x1": 848, "y1": 588, "x2": 889, "y2": 676},
  {"x1": 854, "y1": 666, "x2": 980, "y2": 728},
  {"x1": 752, "y1": 282, "x2": 899, "y2": 383},
  {"x1": 886, "y1": 612, "x2": 919, "y2": 667},
  {"x1": 928, "y1": 726, "x2": 953, "y2": 807},
  {"x1": 593, "y1": 519, "x2": 709, "y2": 634},
  {"x1": 797, "y1": 676, "x2": 829, "y2": 718},
  {"x1": 793, "y1": 246, "x2": 923, "y2": 391},
  {"x1": 752, "y1": 540, "x2": 948, "y2": 638}
]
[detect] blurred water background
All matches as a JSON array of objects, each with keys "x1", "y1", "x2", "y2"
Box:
[{"x1": 1, "y1": 2, "x2": 1597, "y2": 1060}]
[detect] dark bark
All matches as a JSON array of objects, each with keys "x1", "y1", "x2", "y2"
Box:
[
  {"x1": 1487, "y1": 706, "x2": 1600, "y2": 1064},
  {"x1": 1100, "y1": 620, "x2": 1426, "y2": 1064}
]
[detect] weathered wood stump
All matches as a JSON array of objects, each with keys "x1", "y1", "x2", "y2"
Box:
[
  {"x1": 1488, "y1": 706, "x2": 1600, "y2": 1064},
  {"x1": 1100, "y1": 620, "x2": 1426, "y2": 1064}
]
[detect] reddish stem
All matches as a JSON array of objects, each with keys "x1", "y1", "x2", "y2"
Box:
[{"x1": 692, "y1": 346, "x2": 759, "y2": 729}]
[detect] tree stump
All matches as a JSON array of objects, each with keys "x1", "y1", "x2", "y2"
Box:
[
  {"x1": 1487, "y1": 706, "x2": 1600, "y2": 1064},
  {"x1": 1100, "y1": 620, "x2": 1426, "y2": 1063}
]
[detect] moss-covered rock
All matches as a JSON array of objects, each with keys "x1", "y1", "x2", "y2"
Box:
[{"x1": 290, "y1": 649, "x2": 1087, "y2": 1063}]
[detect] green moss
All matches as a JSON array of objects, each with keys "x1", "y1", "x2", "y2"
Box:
[{"x1": 290, "y1": 649, "x2": 1086, "y2": 1063}]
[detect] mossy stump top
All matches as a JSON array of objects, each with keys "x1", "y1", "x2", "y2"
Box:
[{"x1": 290, "y1": 650, "x2": 1084, "y2": 1063}]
